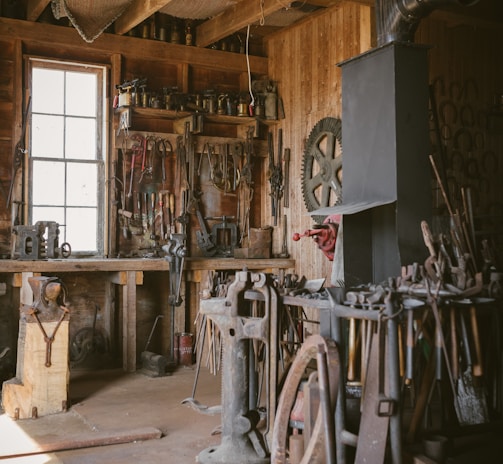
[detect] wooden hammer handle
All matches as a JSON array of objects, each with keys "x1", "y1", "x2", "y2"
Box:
[{"x1": 469, "y1": 306, "x2": 483, "y2": 377}]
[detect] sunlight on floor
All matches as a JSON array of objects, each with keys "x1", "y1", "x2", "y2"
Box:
[
  {"x1": 0, "y1": 413, "x2": 57, "y2": 462},
  {"x1": 2, "y1": 454, "x2": 59, "y2": 463}
]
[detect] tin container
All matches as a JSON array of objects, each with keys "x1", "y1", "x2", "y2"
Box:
[{"x1": 176, "y1": 332, "x2": 193, "y2": 366}]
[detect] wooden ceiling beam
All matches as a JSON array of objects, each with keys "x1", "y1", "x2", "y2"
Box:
[
  {"x1": 26, "y1": 0, "x2": 51, "y2": 21},
  {"x1": 114, "y1": 0, "x2": 174, "y2": 35},
  {"x1": 195, "y1": 0, "x2": 286, "y2": 48}
]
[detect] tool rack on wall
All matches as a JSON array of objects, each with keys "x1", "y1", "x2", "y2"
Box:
[{"x1": 112, "y1": 90, "x2": 280, "y2": 260}]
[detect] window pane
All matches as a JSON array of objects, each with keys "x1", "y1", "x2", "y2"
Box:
[
  {"x1": 67, "y1": 163, "x2": 97, "y2": 206},
  {"x1": 32, "y1": 207, "x2": 65, "y2": 226},
  {"x1": 66, "y1": 207, "x2": 97, "y2": 251},
  {"x1": 32, "y1": 160, "x2": 65, "y2": 205},
  {"x1": 31, "y1": 114, "x2": 64, "y2": 158},
  {"x1": 66, "y1": 72, "x2": 97, "y2": 117},
  {"x1": 32, "y1": 68, "x2": 64, "y2": 114},
  {"x1": 65, "y1": 117, "x2": 96, "y2": 160}
]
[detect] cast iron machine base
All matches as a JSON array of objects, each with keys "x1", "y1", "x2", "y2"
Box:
[{"x1": 198, "y1": 270, "x2": 277, "y2": 464}]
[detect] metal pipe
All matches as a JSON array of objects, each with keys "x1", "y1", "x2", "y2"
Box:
[{"x1": 375, "y1": 0, "x2": 479, "y2": 46}]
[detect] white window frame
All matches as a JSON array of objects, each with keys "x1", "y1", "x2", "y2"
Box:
[{"x1": 27, "y1": 57, "x2": 108, "y2": 257}]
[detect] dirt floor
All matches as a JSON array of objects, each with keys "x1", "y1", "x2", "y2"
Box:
[{"x1": 0, "y1": 366, "x2": 222, "y2": 463}]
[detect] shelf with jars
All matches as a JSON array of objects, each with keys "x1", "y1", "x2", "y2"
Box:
[{"x1": 114, "y1": 78, "x2": 282, "y2": 138}]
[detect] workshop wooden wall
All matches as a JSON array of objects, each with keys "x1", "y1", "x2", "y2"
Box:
[
  {"x1": 0, "y1": 38, "x2": 17, "y2": 257},
  {"x1": 265, "y1": 1, "x2": 374, "y2": 285},
  {"x1": 416, "y1": 17, "x2": 503, "y2": 259},
  {"x1": 0, "y1": 3, "x2": 502, "y2": 370},
  {"x1": 265, "y1": 1, "x2": 503, "y2": 286}
]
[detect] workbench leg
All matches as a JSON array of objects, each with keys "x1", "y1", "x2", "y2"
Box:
[
  {"x1": 122, "y1": 271, "x2": 137, "y2": 372},
  {"x1": 104, "y1": 281, "x2": 115, "y2": 357}
]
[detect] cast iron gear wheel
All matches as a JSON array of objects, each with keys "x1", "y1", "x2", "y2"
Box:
[{"x1": 302, "y1": 117, "x2": 343, "y2": 224}]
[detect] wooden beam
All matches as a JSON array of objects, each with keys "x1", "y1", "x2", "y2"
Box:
[
  {"x1": 195, "y1": 0, "x2": 285, "y2": 47},
  {"x1": 107, "y1": 270, "x2": 143, "y2": 285},
  {"x1": 26, "y1": 0, "x2": 50, "y2": 21},
  {"x1": 0, "y1": 17, "x2": 268, "y2": 75},
  {"x1": 114, "y1": 0, "x2": 175, "y2": 35}
]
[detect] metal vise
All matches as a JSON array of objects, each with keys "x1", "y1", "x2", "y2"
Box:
[
  {"x1": 13, "y1": 221, "x2": 71, "y2": 260},
  {"x1": 197, "y1": 270, "x2": 279, "y2": 464}
]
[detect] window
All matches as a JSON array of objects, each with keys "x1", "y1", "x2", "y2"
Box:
[{"x1": 29, "y1": 58, "x2": 107, "y2": 256}]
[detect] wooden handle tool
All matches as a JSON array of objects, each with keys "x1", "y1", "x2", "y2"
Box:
[{"x1": 469, "y1": 305, "x2": 483, "y2": 377}]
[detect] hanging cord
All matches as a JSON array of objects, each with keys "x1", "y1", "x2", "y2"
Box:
[
  {"x1": 246, "y1": 24, "x2": 255, "y2": 111},
  {"x1": 259, "y1": 0, "x2": 265, "y2": 25}
]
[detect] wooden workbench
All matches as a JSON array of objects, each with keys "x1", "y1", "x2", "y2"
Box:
[{"x1": 0, "y1": 257, "x2": 295, "y2": 372}]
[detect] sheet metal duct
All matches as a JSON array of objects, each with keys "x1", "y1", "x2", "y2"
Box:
[
  {"x1": 336, "y1": 42, "x2": 432, "y2": 286},
  {"x1": 375, "y1": 0, "x2": 480, "y2": 45}
]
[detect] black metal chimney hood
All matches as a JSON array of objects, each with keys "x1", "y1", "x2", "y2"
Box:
[
  {"x1": 309, "y1": 1, "x2": 480, "y2": 286},
  {"x1": 314, "y1": 42, "x2": 432, "y2": 286}
]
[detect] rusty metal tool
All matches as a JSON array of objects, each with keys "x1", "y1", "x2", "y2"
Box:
[
  {"x1": 150, "y1": 192, "x2": 156, "y2": 235},
  {"x1": 158, "y1": 190, "x2": 169, "y2": 240},
  {"x1": 278, "y1": 214, "x2": 289, "y2": 258},
  {"x1": 127, "y1": 134, "x2": 145, "y2": 199},
  {"x1": 455, "y1": 303, "x2": 489, "y2": 425},
  {"x1": 231, "y1": 143, "x2": 243, "y2": 191},
  {"x1": 267, "y1": 132, "x2": 276, "y2": 221},
  {"x1": 162, "y1": 234, "x2": 187, "y2": 368},
  {"x1": 206, "y1": 215, "x2": 238, "y2": 256},
  {"x1": 140, "y1": 315, "x2": 168, "y2": 377},
  {"x1": 156, "y1": 138, "x2": 172, "y2": 188},
  {"x1": 142, "y1": 192, "x2": 148, "y2": 232},
  {"x1": 283, "y1": 148, "x2": 290, "y2": 208},
  {"x1": 194, "y1": 201, "x2": 217, "y2": 256},
  {"x1": 169, "y1": 192, "x2": 175, "y2": 234}
]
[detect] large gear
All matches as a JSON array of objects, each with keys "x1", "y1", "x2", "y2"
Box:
[{"x1": 302, "y1": 117, "x2": 343, "y2": 223}]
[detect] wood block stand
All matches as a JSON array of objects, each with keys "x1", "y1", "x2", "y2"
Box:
[{"x1": 2, "y1": 277, "x2": 70, "y2": 420}]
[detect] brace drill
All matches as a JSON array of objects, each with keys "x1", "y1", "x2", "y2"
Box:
[{"x1": 198, "y1": 270, "x2": 279, "y2": 464}]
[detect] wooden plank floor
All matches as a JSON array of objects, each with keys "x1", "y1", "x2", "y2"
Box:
[{"x1": 0, "y1": 367, "x2": 221, "y2": 463}]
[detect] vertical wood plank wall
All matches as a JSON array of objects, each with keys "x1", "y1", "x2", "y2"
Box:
[
  {"x1": 264, "y1": 2, "x2": 374, "y2": 284},
  {"x1": 417, "y1": 18, "x2": 503, "y2": 261},
  {"x1": 264, "y1": 2, "x2": 503, "y2": 285}
]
